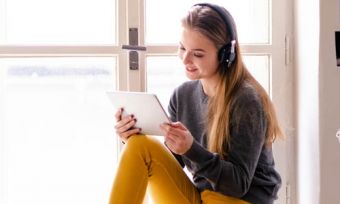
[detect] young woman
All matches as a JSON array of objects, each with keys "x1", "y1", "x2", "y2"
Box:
[{"x1": 110, "y1": 3, "x2": 283, "y2": 204}]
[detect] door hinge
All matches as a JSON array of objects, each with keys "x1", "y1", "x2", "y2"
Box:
[
  {"x1": 285, "y1": 35, "x2": 290, "y2": 66},
  {"x1": 286, "y1": 183, "x2": 291, "y2": 204}
]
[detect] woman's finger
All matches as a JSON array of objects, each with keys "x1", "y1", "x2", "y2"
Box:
[
  {"x1": 164, "y1": 134, "x2": 176, "y2": 147},
  {"x1": 115, "y1": 115, "x2": 134, "y2": 129},
  {"x1": 114, "y1": 108, "x2": 123, "y2": 122},
  {"x1": 170, "y1": 122, "x2": 187, "y2": 130},
  {"x1": 120, "y1": 128, "x2": 141, "y2": 142},
  {"x1": 160, "y1": 123, "x2": 181, "y2": 138},
  {"x1": 116, "y1": 118, "x2": 137, "y2": 134}
]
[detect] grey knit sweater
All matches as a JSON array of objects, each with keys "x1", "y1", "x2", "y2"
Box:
[{"x1": 168, "y1": 80, "x2": 281, "y2": 204}]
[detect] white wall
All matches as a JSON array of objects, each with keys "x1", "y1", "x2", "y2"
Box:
[
  {"x1": 294, "y1": 0, "x2": 320, "y2": 203},
  {"x1": 319, "y1": 0, "x2": 340, "y2": 203},
  {"x1": 295, "y1": 0, "x2": 340, "y2": 203}
]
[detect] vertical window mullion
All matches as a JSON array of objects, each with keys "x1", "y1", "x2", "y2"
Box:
[
  {"x1": 126, "y1": 0, "x2": 144, "y2": 92},
  {"x1": 117, "y1": 0, "x2": 129, "y2": 91},
  {"x1": 139, "y1": 0, "x2": 146, "y2": 92},
  {"x1": 0, "y1": 60, "x2": 6, "y2": 204}
]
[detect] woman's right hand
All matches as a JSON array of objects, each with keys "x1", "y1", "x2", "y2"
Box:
[{"x1": 114, "y1": 108, "x2": 141, "y2": 143}]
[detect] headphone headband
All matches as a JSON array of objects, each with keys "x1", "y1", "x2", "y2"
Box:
[
  {"x1": 193, "y1": 3, "x2": 237, "y2": 67},
  {"x1": 194, "y1": 3, "x2": 236, "y2": 43}
]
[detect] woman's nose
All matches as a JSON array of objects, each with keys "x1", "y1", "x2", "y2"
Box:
[{"x1": 182, "y1": 51, "x2": 191, "y2": 64}]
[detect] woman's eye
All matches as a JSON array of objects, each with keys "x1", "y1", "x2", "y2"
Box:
[{"x1": 193, "y1": 53, "x2": 203, "y2": 58}]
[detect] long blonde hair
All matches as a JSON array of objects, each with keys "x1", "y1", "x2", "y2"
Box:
[{"x1": 183, "y1": 5, "x2": 283, "y2": 158}]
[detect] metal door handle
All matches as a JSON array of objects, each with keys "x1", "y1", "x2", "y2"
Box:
[
  {"x1": 121, "y1": 28, "x2": 146, "y2": 70},
  {"x1": 122, "y1": 45, "x2": 146, "y2": 51}
]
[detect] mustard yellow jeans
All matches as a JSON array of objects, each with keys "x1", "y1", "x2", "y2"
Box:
[{"x1": 109, "y1": 135, "x2": 249, "y2": 204}]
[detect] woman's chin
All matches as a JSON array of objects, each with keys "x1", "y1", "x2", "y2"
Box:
[
  {"x1": 185, "y1": 71, "x2": 199, "y2": 80},
  {"x1": 185, "y1": 75, "x2": 198, "y2": 80}
]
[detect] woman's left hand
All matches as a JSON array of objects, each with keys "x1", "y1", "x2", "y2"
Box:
[{"x1": 159, "y1": 122, "x2": 194, "y2": 155}]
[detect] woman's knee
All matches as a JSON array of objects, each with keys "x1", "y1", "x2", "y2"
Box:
[{"x1": 124, "y1": 134, "x2": 163, "y2": 153}]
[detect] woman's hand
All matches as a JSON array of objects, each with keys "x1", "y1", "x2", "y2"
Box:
[
  {"x1": 159, "y1": 122, "x2": 194, "y2": 155},
  {"x1": 114, "y1": 108, "x2": 141, "y2": 143}
]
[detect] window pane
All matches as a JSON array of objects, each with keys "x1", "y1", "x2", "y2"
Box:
[
  {"x1": 243, "y1": 55, "x2": 270, "y2": 94},
  {"x1": 1, "y1": 0, "x2": 116, "y2": 45},
  {"x1": 146, "y1": 0, "x2": 270, "y2": 44},
  {"x1": 0, "y1": 57, "x2": 117, "y2": 204},
  {"x1": 146, "y1": 56, "x2": 187, "y2": 109}
]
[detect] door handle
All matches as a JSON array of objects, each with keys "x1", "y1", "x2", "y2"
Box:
[
  {"x1": 121, "y1": 28, "x2": 146, "y2": 70},
  {"x1": 122, "y1": 45, "x2": 146, "y2": 51}
]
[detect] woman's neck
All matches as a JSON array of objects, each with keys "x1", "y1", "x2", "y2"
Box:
[{"x1": 200, "y1": 78, "x2": 219, "y2": 97}]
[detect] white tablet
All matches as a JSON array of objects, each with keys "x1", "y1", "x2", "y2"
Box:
[{"x1": 106, "y1": 91, "x2": 170, "y2": 136}]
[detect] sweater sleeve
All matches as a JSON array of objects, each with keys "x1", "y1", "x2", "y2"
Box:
[{"x1": 183, "y1": 90, "x2": 267, "y2": 197}]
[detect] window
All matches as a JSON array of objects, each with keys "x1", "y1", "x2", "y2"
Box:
[
  {"x1": 0, "y1": 0, "x2": 122, "y2": 203},
  {"x1": 1, "y1": 0, "x2": 291, "y2": 203}
]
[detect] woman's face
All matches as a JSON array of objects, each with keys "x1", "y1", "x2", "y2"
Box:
[{"x1": 178, "y1": 27, "x2": 220, "y2": 81}]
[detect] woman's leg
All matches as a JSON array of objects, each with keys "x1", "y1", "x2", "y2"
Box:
[
  {"x1": 109, "y1": 135, "x2": 201, "y2": 204},
  {"x1": 200, "y1": 190, "x2": 250, "y2": 204}
]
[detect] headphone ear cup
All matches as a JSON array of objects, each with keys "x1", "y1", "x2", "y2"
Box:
[
  {"x1": 218, "y1": 44, "x2": 231, "y2": 64},
  {"x1": 218, "y1": 42, "x2": 236, "y2": 67},
  {"x1": 228, "y1": 52, "x2": 236, "y2": 66}
]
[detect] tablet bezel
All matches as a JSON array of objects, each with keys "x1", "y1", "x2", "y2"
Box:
[{"x1": 106, "y1": 91, "x2": 170, "y2": 136}]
